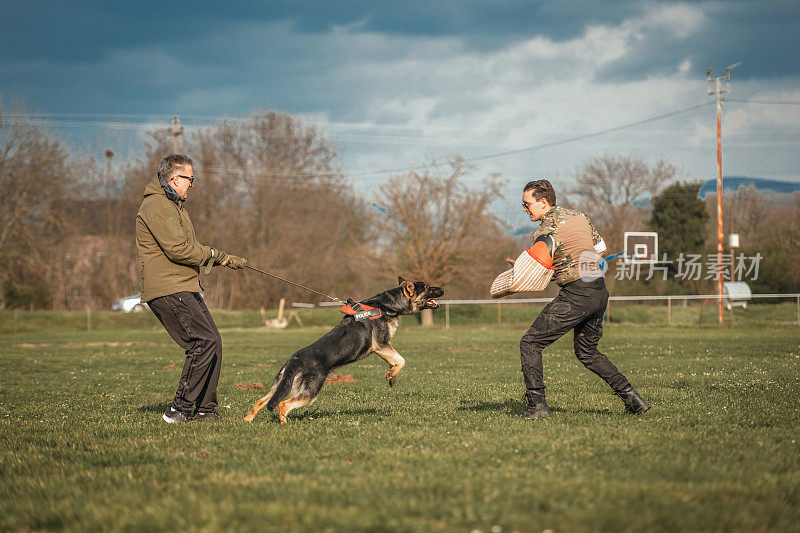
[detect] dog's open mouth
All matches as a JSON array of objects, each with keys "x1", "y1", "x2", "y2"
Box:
[{"x1": 425, "y1": 299, "x2": 439, "y2": 309}]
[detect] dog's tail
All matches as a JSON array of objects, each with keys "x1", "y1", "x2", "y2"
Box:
[{"x1": 265, "y1": 358, "x2": 302, "y2": 412}]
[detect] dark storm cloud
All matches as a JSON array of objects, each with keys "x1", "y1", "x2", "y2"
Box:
[
  {"x1": 0, "y1": 0, "x2": 645, "y2": 63},
  {"x1": 270, "y1": 0, "x2": 645, "y2": 47},
  {"x1": 595, "y1": 2, "x2": 800, "y2": 82},
  {"x1": 4, "y1": 1, "x2": 796, "y2": 91},
  {"x1": 1, "y1": 0, "x2": 798, "y2": 187}
]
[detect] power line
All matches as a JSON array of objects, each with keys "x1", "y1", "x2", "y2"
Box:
[
  {"x1": 4, "y1": 102, "x2": 722, "y2": 179},
  {"x1": 5, "y1": 99, "x2": 800, "y2": 181},
  {"x1": 1, "y1": 111, "x2": 509, "y2": 136},
  {"x1": 3, "y1": 96, "x2": 796, "y2": 137},
  {"x1": 4, "y1": 101, "x2": 715, "y2": 144},
  {"x1": 350, "y1": 102, "x2": 717, "y2": 176},
  {"x1": 727, "y1": 98, "x2": 800, "y2": 105}
]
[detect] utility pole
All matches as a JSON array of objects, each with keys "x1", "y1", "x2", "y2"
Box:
[
  {"x1": 104, "y1": 149, "x2": 115, "y2": 236},
  {"x1": 706, "y1": 61, "x2": 740, "y2": 325},
  {"x1": 171, "y1": 116, "x2": 184, "y2": 153}
]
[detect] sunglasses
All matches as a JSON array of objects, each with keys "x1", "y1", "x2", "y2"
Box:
[
  {"x1": 522, "y1": 200, "x2": 539, "y2": 211},
  {"x1": 175, "y1": 174, "x2": 194, "y2": 184}
]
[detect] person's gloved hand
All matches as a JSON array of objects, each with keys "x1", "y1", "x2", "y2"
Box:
[
  {"x1": 206, "y1": 249, "x2": 246, "y2": 272},
  {"x1": 220, "y1": 254, "x2": 247, "y2": 270},
  {"x1": 205, "y1": 248, "x2": 228, "y2": 273},
  {"x1": 214, "y1": 249, "x2": 229, "y2": 264}
]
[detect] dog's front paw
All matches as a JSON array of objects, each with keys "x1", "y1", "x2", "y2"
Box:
[{"x1": 385, "y1": 370, "x2": 398, "y2": 387}]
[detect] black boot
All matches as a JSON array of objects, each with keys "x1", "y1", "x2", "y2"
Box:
[
  {"x1": 617, "y1": 386, "x2": 650, "y2": 414},
  {"x1": 519, "y1": 391, "x2": 550, "y2": 420}
]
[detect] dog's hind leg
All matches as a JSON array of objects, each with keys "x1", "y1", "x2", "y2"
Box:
[
  {"x1": 373, "y1": 345, "x2": 405, "y2": 387},
  {"x1": 244, "y1": 360, "x2": 303, "y2": 422},
  {"x1": 277, "y1": 372, "x2": 326, "y2": 424},
  {"x1": 277, "y1": 396, "x2": 315, "y2": 424},
  {"x1": 243, "y1": 382, "x2": 279, "y2": 422}
]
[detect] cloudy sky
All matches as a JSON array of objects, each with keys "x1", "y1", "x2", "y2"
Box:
[{"x1": 2, "y1": 0, "x2": 799, "y2": 222}]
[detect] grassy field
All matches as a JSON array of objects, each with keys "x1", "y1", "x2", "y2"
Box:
[
  {"x1": 0, "y1": 309, "x2": 799, "y2": 532},
  {"x1": 1, "y1": 301, "x2": 797, "y2": 335}
]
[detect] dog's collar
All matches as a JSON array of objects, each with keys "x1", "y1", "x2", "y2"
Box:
[{"x1": 340, "y1": 299, "x2": 383, "y2": 321}]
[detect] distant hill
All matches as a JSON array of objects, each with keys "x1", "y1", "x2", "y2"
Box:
[{"x1": 699, "y1": 176, "x2": 800, "y2": 197}]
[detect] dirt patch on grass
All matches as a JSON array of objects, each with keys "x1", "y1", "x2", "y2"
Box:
[
  {"x1": 16, "y1": 341, "x2": 160, "y2": 348},
  {"x1": 162, "y1": 364, "x2": 179, "y2": 370},
  {"x1": 16, "y1": 343, "x2": 52, "y2": 348},
  {"x1": 325, "y1": 373, "x2": 355, "y2": 384},
  {"x1": 235, "y1": 383, "x2": 265, "y2": 390}
]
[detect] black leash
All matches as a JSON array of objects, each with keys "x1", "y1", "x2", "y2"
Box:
[{"x1": 245, "y1": 265, "x2": 341, "y2": 303}]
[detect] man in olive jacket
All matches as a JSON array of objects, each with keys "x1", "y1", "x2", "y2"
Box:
[{"x1": 136, "y1": 154, "x2": 246, "y2": 423}]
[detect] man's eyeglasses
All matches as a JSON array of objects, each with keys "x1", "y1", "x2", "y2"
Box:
[
  {"x1": 522, "y1": 200, "x2": 537, "y2": 211},
  {"x1": 175, "y1": 175, "x2": 194, "y2": 184}
]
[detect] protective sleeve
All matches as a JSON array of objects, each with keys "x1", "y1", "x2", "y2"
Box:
[
  {"x1": 532, "y1": 234, "x2": 555, "y2": 255},
  {"x1": 142, "y1": 202, "x2": 212, "y2": 266}
]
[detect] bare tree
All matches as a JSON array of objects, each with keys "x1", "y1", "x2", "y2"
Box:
[
  {"x1": 0, "y1": 103, "x2": 83, "y2": 309},
  {"x1": 373, "y1": 157, "x2": 514, "y2": 325},
  {"x1": 569, "y1": 154, "x2": 677, "y2": 252},
  {"x1": 706, "y1": 188, "x2": 800, "y2": 293},
  {"x1": 121, "y1": 112, "x2": 371, "y2": 309},
  {"x1": 722, "y1": 185, "x2": 771, "y2": 244},
  {"x1": 193, "y1": 112, "x2": 370, "y2": 308}
]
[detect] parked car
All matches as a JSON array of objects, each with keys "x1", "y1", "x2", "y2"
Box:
[{"x1": 111, "y1": 294, "x2": 148, "y2": 312}]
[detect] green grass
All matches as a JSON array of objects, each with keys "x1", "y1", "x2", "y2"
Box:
[{"x1": 0, "y1": 312, "x2": 799, "y2": 532}]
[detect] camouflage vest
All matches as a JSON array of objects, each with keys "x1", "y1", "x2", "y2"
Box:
[{"x1": 531, "y1": 207, "x2": 605, "y2": 286}]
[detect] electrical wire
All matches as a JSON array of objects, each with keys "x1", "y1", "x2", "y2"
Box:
[
  {"x1": 727, "y1": 98, "x2": 800, "y2": 106},
  {"x1": 349, "y1": 102, "x2": 717, "y2": 176},
  {"x1": 4, "y1": 99, "x2": 800, "y2": 182}
]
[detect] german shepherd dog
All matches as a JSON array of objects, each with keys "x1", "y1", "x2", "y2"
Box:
[{"x1": 244, "y1": 277, "x2": 444, "y2": 423}]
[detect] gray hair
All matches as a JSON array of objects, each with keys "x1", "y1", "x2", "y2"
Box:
[{"x1": 157, "y1": 154, "x2": 193, "y2": 182}]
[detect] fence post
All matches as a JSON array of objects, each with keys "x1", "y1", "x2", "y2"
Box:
[
  {"x1": 445, "y1": 303, "x2": 450, "y2": 330},
  {"x1": 497, "y1": 303, "x2": 501, "y2": 326},
  {"x1": 86, "y1": 308, "x2": 91, "y2": 332},
  {"x1": 667, "y1": 296, "x2": 672, "y2": 326}
]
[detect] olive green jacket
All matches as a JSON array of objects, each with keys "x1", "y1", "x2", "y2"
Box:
[{"x1": 136, "y1": 176, "x2": 213, "y2": 302}]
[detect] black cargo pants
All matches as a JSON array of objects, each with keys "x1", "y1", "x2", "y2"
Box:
[
  {"x1": 520, "y1": 278, "x2": 630, "y2": 396},
  {"x1": 149, "y1": 291, "x2": 222, "y2": 414}
]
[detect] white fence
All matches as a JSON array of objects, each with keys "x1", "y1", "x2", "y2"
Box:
[{"x1": 313, "y1": 293, "x2": 800, "y2": 327}]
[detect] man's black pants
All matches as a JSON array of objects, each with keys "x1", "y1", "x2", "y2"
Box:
[
  {"x1": 520, "y1": 278, "x2": 630, "y2": 396},
  {"x1": 149, "y1": 292, "x2": 222, "y2": 414}
]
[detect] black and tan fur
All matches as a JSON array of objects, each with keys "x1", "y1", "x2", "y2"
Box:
[{"x1": 244, "y1": 277, "x2": 444, "y2": 423}]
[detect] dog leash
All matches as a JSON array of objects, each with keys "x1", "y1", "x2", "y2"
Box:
[{"x1": 245, "y1": 265, "x2": 341, "y2": 303}]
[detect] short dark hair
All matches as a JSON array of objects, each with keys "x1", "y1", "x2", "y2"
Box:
[
  {"x1": 157, "y1": 154, "x2": 193, "y2": 182},
  {"x1": 523, "y1": 179, "x2": 556, "y2": 206}
]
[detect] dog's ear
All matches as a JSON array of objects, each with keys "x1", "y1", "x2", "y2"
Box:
[
  {"x1": 401, "y1": 280, "x2": 416, "y2": 299},
  {"x1": 398, "y1": 276, "x2": 408, "y2": 285}
]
